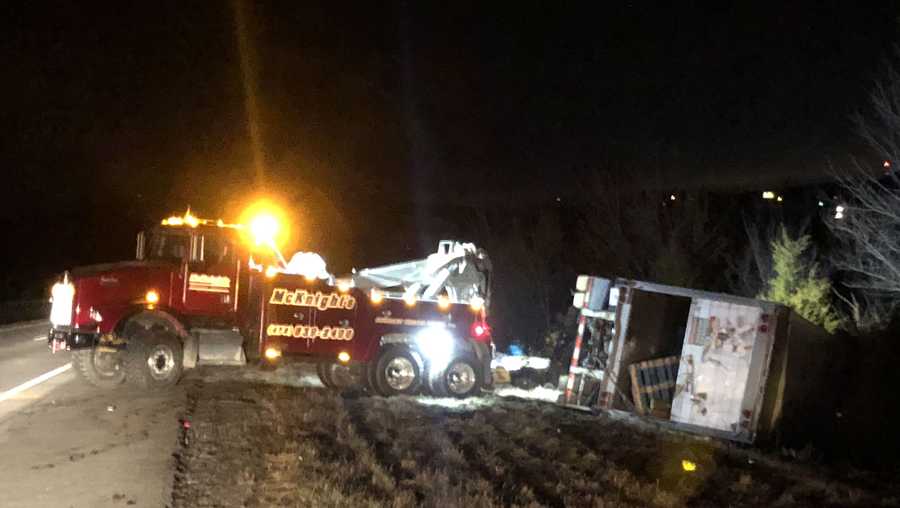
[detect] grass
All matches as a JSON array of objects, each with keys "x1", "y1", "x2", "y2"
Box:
[{"x1": 171, "y1": 367, "x2": 900, "y2": 507}]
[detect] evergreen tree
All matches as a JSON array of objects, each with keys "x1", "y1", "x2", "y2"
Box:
[{"x1": 759, "y1": 227, "x2": 842, "y2": 333}]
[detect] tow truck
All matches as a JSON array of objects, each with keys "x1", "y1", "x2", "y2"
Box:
[{"x1": 47, "y1": 207, "x2": 493, "y2": 397}]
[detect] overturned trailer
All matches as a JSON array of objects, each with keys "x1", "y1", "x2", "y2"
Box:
[{"x1": 564, "y1": 276, "x2": 846, "y2": 448}]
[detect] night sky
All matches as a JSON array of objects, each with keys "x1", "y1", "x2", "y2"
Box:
[{"x1": 2, "y1": 2, "x2": 898, "y2": 297}]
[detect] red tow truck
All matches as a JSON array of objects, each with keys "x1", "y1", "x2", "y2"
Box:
[{"x1": 47, "y1": 209, "x2": 493, "y2": 397}]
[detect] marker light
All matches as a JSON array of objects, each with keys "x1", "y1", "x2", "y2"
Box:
[
  {"x1": 337, "y1": 351, "x2": 351, "y2": 363},
  {"x1": 469, "y1": 296, "x2": 485, "y2": 312},
  {"x1": 437, "y1": 294, "x2": 451, "y2": 310},
  {"x1": 370, "y1": 288, "x2": 384, "y2": 304},
  {"x1": 264, "y1": 347, "x2": 282, "y2": 360},
  {"x1": 762, "y1": 191, "x2": 775, "y2": 200},
  {"x1": 403, "y1": 292, "x2": 417, "y2": 307},
  {"x1": 471, "y1": 321, "x2": 491, "y2": 341},
  {"x1": 336, "y1": 279, "x2": 352, "y2": 292},
  {"x1": 145, "y1": 290, "x2": 160, "y2": 305}
]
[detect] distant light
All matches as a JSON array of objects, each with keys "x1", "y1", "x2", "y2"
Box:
[
  {"x1": 264, "y1": 347, "x2": 282, "y2": 360},
  {"x1": 885, "y1": 160, "x2": 891, "y2": 168},
  {"x1": 265, "y1": 266, "x2": 278, "y2": 279},
  {"x1": 337, "y1": 351, "x2": 351, "y2": 363},
  {"x1": 682, "y1": 459, "x2": 697, "y2": 472},
  {"x1": 555, "y1": 196, "x2": 561, "y2": 202},
  {"x1": 835, "y1": 211, "x2": 844, "y2": 220},
  {"x1": 403, "y1": 291, "x2": 417, "y2": 307},
  {"x1": 818, "y1": 201, "x2": 824, "y2": 207},
  {"x1": 470, "y1": 296, "x2": 485, "y2": 312},
  {"x1": 145, "y1": 290, "x2": 160, "y2": 305},
  {"x1": 776, "y1": 196, "x2": 783, "y2": 202},
  {"x1": 762, "y1": 191, "x2": 775, "y2": 200},
  {"x1": 336, "y1": 279, "x2": 352, "y2": 292},
  {"x1": 369, "y1": 288, "x2": 384, "y2": 304},
  {"x1": 670, "y1": 194, "x2": 676, "y2": 201},
  {"x1": 437, "y1": 294, "x2": 451, "y2": 310},
  {"x1": 836, "y1": 205, "x2": 845, "y2": 213}
]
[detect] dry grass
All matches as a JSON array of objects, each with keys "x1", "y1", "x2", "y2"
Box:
[{"x1": 172, "y1": 367, "x2": 900, "y2": 507}]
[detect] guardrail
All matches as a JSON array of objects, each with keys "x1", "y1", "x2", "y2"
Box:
[{"x1": 0, "y1": 300, "x2": 49, "y2": 325}]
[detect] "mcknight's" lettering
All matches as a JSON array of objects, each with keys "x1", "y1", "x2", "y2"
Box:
[{"x1": 269, "y1": 288, "x2": 356, "y2": 311}]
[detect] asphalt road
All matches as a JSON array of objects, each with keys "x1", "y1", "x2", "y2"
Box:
[
  {"x1": 0, "y1": 321, "x2": 71, "y2": 416},
  {"x1": 0, "y1": 320, "x2": 182, "y2": 507}
]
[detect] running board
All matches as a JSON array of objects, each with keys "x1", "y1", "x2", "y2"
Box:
[{"x1": 188, "y1": 328, "x2": 247, "y2": 366}]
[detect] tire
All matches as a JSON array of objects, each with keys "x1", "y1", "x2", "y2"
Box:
[
  {"x1": 71, "y1": 348, "x2": 126, "y2": 389},
  {"x1": 124, "y1": 328, "x2": 184, "y2": 389},
  {"x1": 244, "y1": 326, "x2": 261, "y2": 363},
  {"x1": 317, "y1": 362, "x2": 358, "y2": 390},
  {"x1": 373, "y1": 346, "x2": 421, "y2": 396},
  {"x1": 316, "y1": 362, "x2": 335, "y2": 388},
  {"x1": 431, "y1": 356, "x2": 482, "y2": 398}
]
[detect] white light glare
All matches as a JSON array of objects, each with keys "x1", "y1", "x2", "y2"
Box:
[
  {"x1": 415, "y1": 326, "x2": 455, "y2": 372},
  {"x1": 50, "y1": 282, "x2": 75, "y2": 326}
]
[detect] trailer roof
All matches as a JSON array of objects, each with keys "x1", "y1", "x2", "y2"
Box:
[{"x1": 615, "y1": 278, "x2": 782, "y2": 310}]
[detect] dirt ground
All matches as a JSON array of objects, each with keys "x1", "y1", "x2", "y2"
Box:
[{"x1": 172, "y1": 365, "x2": 900, "y2": 508}]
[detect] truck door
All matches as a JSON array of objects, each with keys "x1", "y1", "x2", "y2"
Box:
[{"x1": 182, "y1": 232, "x2": 238, "y2": 316}]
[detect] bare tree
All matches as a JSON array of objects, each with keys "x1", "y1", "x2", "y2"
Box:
[
  {"x1": 828, "y1": 165, "x2": 900, "y2": 330},
  {"x1": 828, "y1": 51, "x2": 900, "y2": 330}
]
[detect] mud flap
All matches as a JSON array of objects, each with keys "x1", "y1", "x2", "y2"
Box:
[{"x1": 194, "y1": 328, "x2": 247, "y2": 366}]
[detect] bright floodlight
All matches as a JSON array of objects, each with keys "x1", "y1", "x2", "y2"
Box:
[
  {"x1": 416, "y1": 326, "x2": 455, "y2": 372},
  {"x1": 250, "y1": 213, "x2": 279, "y2": 245}
]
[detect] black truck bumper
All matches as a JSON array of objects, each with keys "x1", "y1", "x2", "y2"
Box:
[{"x1": 48, "y1": 326, "x2": 98, "y2": 352}]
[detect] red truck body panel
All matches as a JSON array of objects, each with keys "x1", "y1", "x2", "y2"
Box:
[{"x1": 260, "y1": 274, "x2": 485, "y2": 363}]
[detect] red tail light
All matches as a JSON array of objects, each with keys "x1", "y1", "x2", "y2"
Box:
[{"x1": 471, "y1": 321, "x2": 491, "y2": 341}]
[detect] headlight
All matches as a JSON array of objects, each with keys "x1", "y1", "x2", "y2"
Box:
[
  {"x1": 50, "y1": 281, "x2": 75, "y2": 327},
  {"x1": 415, "y1": 327, "x2": 454, "y2": 371}
]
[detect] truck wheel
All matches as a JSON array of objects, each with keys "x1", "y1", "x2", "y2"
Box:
[
  {"x1": 373, "y1": 346, "x2": 421, "y2": 396},
  {"x1": 125, "y1": 328, "x2": 183, "y2": 389},
  {"x1": 431, "y1": 356, "x2": 482, "y2": 398},
  {"x1": 71, "y1": 348, "x2": 126, "y2": 389},
  {"x1": 316, "y1": 362, "x2": 334, "y2": 388},
  {"x1": 317, "y1": 363, "x2": 357, "y2": 390}
]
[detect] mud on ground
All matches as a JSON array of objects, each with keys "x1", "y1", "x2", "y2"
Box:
[{"x1": 172, "y1": 366, "x2": 900, "y2": 507}]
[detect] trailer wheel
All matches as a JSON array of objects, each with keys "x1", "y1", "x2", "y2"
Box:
[
  {"x1": 373, "y1": 346, "x2": 421, "y2": 396},
  {"x1": 71, "y1": 348, "x2": 126, "y2": 389},
  {"x1": 125, "y1": 328, "x2": 183, "y2": 389},
  {"x1": 431, "y1": 356, "x2": 482, "y2": 398}
]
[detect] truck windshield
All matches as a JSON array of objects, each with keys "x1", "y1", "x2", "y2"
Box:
[{"x1": 147, "y1": 232, "x2": 189, "y2": 262}]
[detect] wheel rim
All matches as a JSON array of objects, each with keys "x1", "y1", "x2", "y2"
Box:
[
  {"x1": 92, "y1": 349, "x2": 121, "y2": 378},
  {"x1": 147, "y1": 345, "x2": 176, "y2": 380},
  {"x1": 446, "y1": 362, "x2": 476, "y2": 395},
  {"x1": 384, "y1": 356, "x2": 416, "y2": 391}
]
